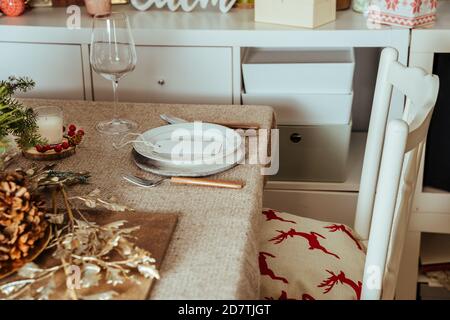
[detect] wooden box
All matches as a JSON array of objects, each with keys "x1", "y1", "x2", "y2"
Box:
[{"x1": 255, "y1": 0, "x2": 337, "y2": 28}]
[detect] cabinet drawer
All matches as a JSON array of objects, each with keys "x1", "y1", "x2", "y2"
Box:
[
  {"x1": 0, "y1": 43, "x2": 84, "y2": 100},
  {"x1": 92, "y1": 46, "x2": 233, "y2": 104},
  {"x1": 263, "y1": 189, "x2": 358, "y2": 226}
]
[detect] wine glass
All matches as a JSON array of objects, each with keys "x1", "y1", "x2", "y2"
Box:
[{"x1": 90, "y1": 12, "x2": 137, "y2": 134}]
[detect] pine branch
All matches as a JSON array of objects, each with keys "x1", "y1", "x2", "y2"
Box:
[
  {"x1": 0, "y1": 76, "x2": 44, "y2": 148},
  {"x1": 0, "y1": 76, "x2": 35, "y2": 96}
]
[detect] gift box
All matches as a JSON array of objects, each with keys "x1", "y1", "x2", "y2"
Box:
[
  {"x1": 254, "y1": 0, "x2": 337, "y2": 29},
  {"x1": 367, "y1": 0, "x2": 437, "y2": 28}
]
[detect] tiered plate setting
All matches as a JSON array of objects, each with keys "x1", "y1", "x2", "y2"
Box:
[{"x1": 132, "y1": 122, "x2": 245, "y2": 177}]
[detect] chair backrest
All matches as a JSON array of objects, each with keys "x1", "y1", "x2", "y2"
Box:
[{"x1": 353, "y1": 48, "x2": 440, "y2": 300}]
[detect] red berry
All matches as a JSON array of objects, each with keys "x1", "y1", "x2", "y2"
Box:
[
  {"x1": 35, "y1": 145, "x2": 44, "y2": 153},
  {"x1": 77, "y1": 129, "x2": 85, "y2": 136},
  {"x1": 68, "y1": 124, "x2": 77, "y2": 132},
  {"x1": 54, "y1": 145, "x2": 63, "y2": 153},
  {"x1": 68, "y1": 130, "x2": 76, "y2": 137},
  {"x1": 62, "y1": 141, "x2": 70, "y2": 149},
  {"x1": 44, "y1": 145, "x2": 52, "y2": 151}
]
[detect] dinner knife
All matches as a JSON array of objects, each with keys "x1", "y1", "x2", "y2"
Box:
[{"x1": 160, "y1": 114, "x2": 260, "y2": 130}]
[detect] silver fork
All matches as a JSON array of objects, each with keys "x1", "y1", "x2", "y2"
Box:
[
  {"x1": 123, "y1": 173, "x2": 244, "y2": 189},
  {"x1": 123, "y1": 174, "x2": 166, "y2": 188}
]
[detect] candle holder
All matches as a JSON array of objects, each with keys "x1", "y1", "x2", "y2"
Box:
[
  {"x1": 35, "y1": 106, "x2": 64, "y2": 145},
  {"x1": 22, "y1": 107, "x2": 85, "y2": 161}
]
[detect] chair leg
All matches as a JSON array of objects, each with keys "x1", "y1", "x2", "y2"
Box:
[{"x1": 395, "y1": 231, "x2": 421, "y2": 300}]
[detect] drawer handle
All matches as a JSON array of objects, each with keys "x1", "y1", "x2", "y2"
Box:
[
  {"x1": 158, "y1": 79, "x2": 166, "y2": 86},
  {"x1": 290, "y1": 133, "x2": 302, "y2": 143}
]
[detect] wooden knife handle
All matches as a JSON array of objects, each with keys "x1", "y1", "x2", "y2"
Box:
[
  {"x1": 213, "y1": 122, "x2": 260, "y2": 130},
  {"x1": 170, "y1": 177, "x2": 244, "y2": 189}
]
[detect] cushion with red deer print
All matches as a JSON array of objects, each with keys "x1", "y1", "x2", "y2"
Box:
[{"x1": 259, "y1": 208, "x2": 366, "y2": 300}]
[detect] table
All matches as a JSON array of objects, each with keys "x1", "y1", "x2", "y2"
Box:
[
  {"x1": 16, "y1": 99, "x2": 275, "y2": 300},
  {"x1": 0, "y1": 8, "x2": 411, "y2": 293}
]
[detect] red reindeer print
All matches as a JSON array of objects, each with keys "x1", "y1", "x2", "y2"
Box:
[
  {"x1": 265, "y1": 291, "x2": 294, "y2": 300},
  {"x1": 411, "y1": 0, "x2": 422, "y2": 14},
  {"x1": 429, "y1": 0, "x2": 437, "y2": 9},
  {"x1": 385, "y1": 0, "x2": 399, "y2": 10},
  {"x1": 318, "y1": 270, "x2": 362, "y2": 300},
  {"x1": 325, "y1": 224, "x2": 363, "y2": 251},
  {"x1": 269, "y1": 228, "x2": 340, "y2": 259},
  {"x1": 262, "y1": 209, "x2": 297, "y2": 224},
  {"x1": 259, "y1": 252, "x2": 289, "y2": 284},
  {"x1": 265, "y1": 291, "x2": 316, "y2": 300},
  {"x1": 278, "y1": 291, "x2": 291, "y2": 300}
]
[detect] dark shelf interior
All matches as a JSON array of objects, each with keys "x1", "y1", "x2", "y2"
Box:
[{"x1": 423, "y1": 53, "x2": 450, "y2": 192}]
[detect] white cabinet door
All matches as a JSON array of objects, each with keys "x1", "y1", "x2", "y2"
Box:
[
  {"x1": 0, "y1": 43, "x2": 85, "y2": 100},
  {"x1": 92, "y1": 46, "x2": 233, "y2": 104}
]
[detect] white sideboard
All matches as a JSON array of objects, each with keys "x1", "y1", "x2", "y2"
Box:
[
  {"x1": 2, "y1": 3, "x2": 449, "y2": 299},
  {"x1": 0, "y1": 5, "x2": 410, "y2": 109}
]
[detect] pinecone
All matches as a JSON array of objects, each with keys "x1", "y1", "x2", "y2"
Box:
[{"x1": 0, "y1": 172, "x2": 48, "y2": 268}]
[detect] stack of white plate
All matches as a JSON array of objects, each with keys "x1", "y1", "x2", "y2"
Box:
[{"x1": 132, "y1": 123, "x2": 244, "y2": 177}]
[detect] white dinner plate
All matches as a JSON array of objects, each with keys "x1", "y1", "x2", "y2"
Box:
[
  {"x1": 132, "y1": 145, "x2": 245, "y2": 177},
  {"x1": 133, "y1": 123, "x2": 242, "y2": 167}
]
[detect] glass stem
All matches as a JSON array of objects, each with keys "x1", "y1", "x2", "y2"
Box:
[{"x1": 112, "y1": 79, "x2": 119, "y2": 121}]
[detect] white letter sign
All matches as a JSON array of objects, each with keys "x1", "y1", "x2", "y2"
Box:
[{"x1": 131, "y1": 0, "x2": 237, "y2": 13}]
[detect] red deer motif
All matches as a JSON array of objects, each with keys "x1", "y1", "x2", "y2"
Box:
[
  {"x1": 385, "y1": 0, "x2": 399, "y2": 10},
  {"x1": 301, "y1": 293, "x2": 316, "y2": 300},
  {"x1": 265, "y1": 291, "x2": 316, "y2": 300},
  {"x1": 318, "y1": 270, "x2": 362, "y2": 300},
  {"x1": 278, "y1": 291, "x2": 290, "y2": 300},
  {"x1": 262, "y1": 209, "x2": 296, "y2": 224},
  {"x1": 324, "y1": 224, "x2": 363, "y2": 251},
  {"x1": 259, "y1": 252, "x2": 289, "y2": 284},
  {"x1": 269, "y1": 228, "x2": 340, "y2": 259},
  {"x1": 430, "y1": 0, "x2": 437, "y2": 9},
  {"x1": 411, "y1": 0, "x2": 422, "y2": 14}
]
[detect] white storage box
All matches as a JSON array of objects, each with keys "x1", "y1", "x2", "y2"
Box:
[
  {"x1": 275, "y1": 123, "x2": 352, "y2": 182},
  {"x1": 242, "y1": 48, "x2": 355, "y2": 94},
  {"x1": 255, "y1": 0, "x2": 337, "y2": 29},
  {"x1": 242, "y1": 92, "x2": 353, "y2": 125}
]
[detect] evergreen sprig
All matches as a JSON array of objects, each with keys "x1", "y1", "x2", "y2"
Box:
[{"x1": 0, "y1": 76, "x2": 44, "y2": 148}]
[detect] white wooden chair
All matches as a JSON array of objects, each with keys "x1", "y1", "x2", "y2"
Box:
[{"x1": 260, "y1": 48, "x2": 440, "y2": 300}]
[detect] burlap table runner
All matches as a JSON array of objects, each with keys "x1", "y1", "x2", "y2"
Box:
[{"x1": 13, "y1": 99, "x2": 275, "y2": 300}]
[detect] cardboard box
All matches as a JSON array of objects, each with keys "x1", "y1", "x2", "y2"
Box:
[{"x1": 255, "y1": 0, "x2": 337, "y2": 28}]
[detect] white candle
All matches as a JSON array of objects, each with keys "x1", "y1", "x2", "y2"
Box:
[{"x1": 35, "y1": 106, "x2": 63, "y2": 145}]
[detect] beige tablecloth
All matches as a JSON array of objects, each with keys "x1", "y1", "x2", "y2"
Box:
[{"x1": 15, "y1": 99, "x2": 275, "y2": 300}]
